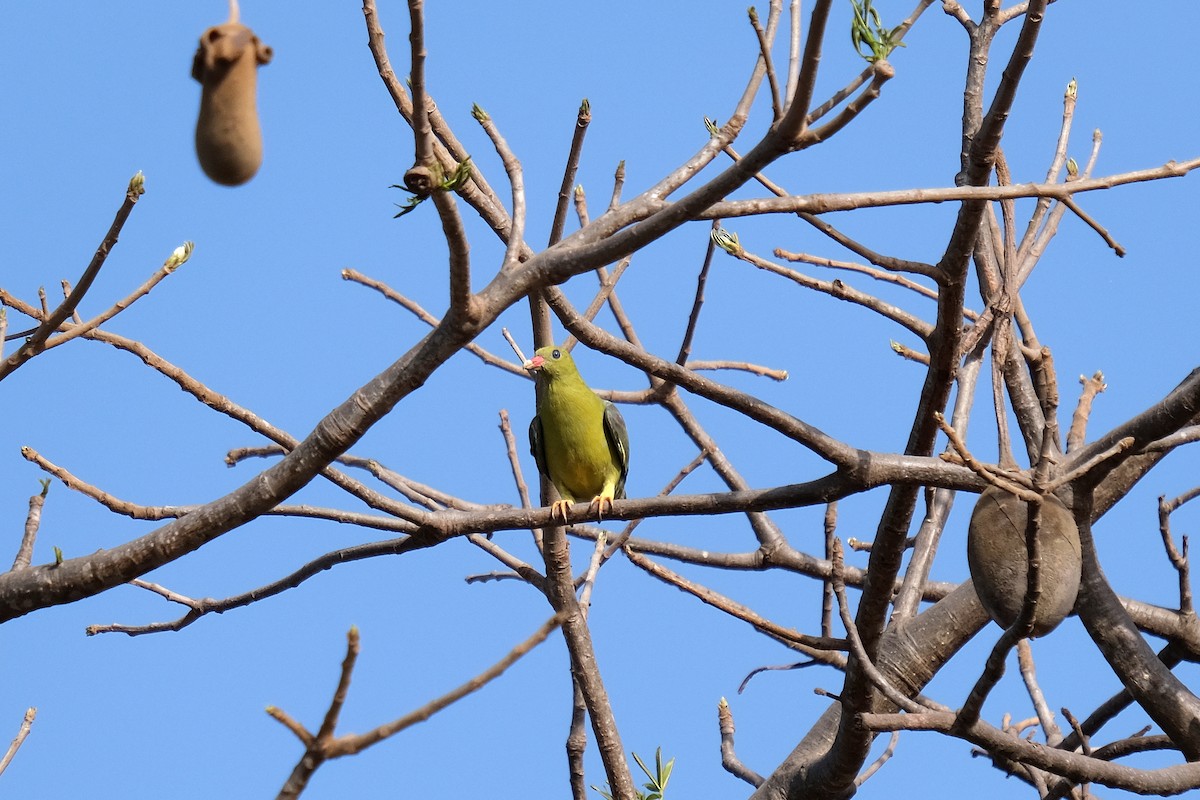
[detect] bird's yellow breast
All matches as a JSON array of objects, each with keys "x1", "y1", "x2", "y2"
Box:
[{"x1": 540, "y1": 386, "x2": 619, "y2": 503}]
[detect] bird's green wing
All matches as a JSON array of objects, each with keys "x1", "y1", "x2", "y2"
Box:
[
  {"x1": 529, "y1": 414, "x2": 549, "y2": 482},
  {"x1": 602, "y1": 401, "x2": 630, "y2": 500}
]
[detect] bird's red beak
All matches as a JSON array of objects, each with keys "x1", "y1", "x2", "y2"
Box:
[{"x1": 524, "y1": 354, "x2": 545, "y2": 372}]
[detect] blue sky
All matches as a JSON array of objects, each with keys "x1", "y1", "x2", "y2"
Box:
[{"x1": 1, "y1": 3, "x2": 1198, "y2": 798}]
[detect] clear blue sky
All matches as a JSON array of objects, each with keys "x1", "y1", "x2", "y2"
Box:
[{"x1": 1, "y1": 3, "x2": 1197, "y2": 798}]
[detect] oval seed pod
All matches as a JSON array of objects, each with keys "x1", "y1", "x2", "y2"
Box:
[
  {"x1": 967, "y1": 487, "x2": 1082, "y2": 637},
  {"x1": 192, "y1": 22, "x2": 272, "y2": 186}
]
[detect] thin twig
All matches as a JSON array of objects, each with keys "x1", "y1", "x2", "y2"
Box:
[
  {"x1": 406, "y1": 0, "x2": 432, "y2": 167},
  {"x1": 1017, "y1": 639, "x2": 1062, "y2": 745},
  {"x1": 854, "y1": 730, "x2": 900, "y2": 787},
  {"x1": 782, "y1": 0, "x2": 835, "y2": 137},
  {"x1": 1060, "y1": 195, "x2": 1125, "y2": 257},
  {"x1": 891, "y1": 352, "x2": 986, "y2": 623},
  {"x1": 991, "y1": 318, "x2": 1019, "y2": 468},
  {"x1": 775, "y1": 247, "x2": 966, "y2": 315},
  {"x1": 608, "y1": 160, "x2": 625, "y2": 211},
  {"x1": 85, "y1": 535, "x2": 453, "y2": 636},
  {"x1": 4, "y1": 287, "x2": 429, "y2": 524},
  {"x1": 716, "y1": 144, "x2": 939, "y2": 278},
  {"x1": 501, "y1": 327, "x2": 530, "y2": 365},
  {"x1": 829, "y1": 538, "x2": 942, "y2": 713},
  {"x1": 317, "y1": 627, "x2": 360, "y2": 743},
  {"x1": 675, "y1": 221, "x2": 720, "y2": 367},
  {"x1": 472, "y1": 105, "x2": 527, "y2": 273},
  {"x1": 465, "y1": 533, "x2": 546, "y2": 593},
  {"x1": 561, "y1": 258, "x2": 633, "y2": 353},
  {"x1": 860, "y1": 710, "x2": 1200, "y2": 794},
  {"x1": 1017, "y1": 126, "x2": 1104, "y2": 287},
  {"x1": 718, "y1": 697, "x2": 765, "y2": 786},
  {"x1": 1158, "y1": 492, "x2": 1196, "y2": 616},
  {"x1": 934, "y1": 412, "x2": 1037, "y2": 500},
  {"x1": 686, "y1": 360, "x2": 789, "y2": 381},
  {"x1": 11, "y1": 481, "x2": 49, "y2": 571},
  {"x1": 1045, "y1": 436, "x2": 1135, "y2": 492},
  {"x1": 1061, "y1": 707, "x2": 1091, "y2": 757},
  {"x1": 24, "y1": 447, "x2": 419, "y2": 533},
  {"x1": 0, "y1": 172, "x2": 144, "y2": 381},
  {"x1": 747, "y1": 6, "x2": 782, "y2": 120},
  {"x1": 733, "y1": 246, "x2": 933, "y2": 340},
  {"x1": 805, "y1": 64, "x2": 872, "y2": 125},
  {"x1": 1067, "y1": 372, "x2": 1107, "y2": 453},
  {"x1": 272, "y1": 616, "x2": 561, "y2": 799},
  {"x1": 0, "y1": 708, "x2": 37, "y2": 777},
  {"x1": 889, "y1": 340, "x2": 929, "y2": 365},
  {"x1": 798, "y1": 60, "x2": 895, "y2": 148},
  {"x1": 578, "y1": 531, "x2": 608, "y2": 613},
  {"x1": 497, "y1": 410, "x2": 537, "y2": 548},
  {"x1": 549, "y1": 99, "x2": 592, "y2": 247},
  {"x1": 1143, "y1": 425, "x2": 1200, "y2": 454},
  {"x1": 994, "y1": 148, "x2": 1018, "y2": 278},
  {"x1": 738, "y1": 660, "x2": 825, "y2": 694},
  {"x1": 703, "y1": 158, "x2": 1200, "y2": 221},
  {"x1": 497, "y1": 414, "x2": 529, "y2": 505},
  {"x1": 784, "y1": 0, "x2": 800, "y2": 105},
  {"x1": 623, "y1": 545, "x2": 848, "y2": 655},
  {"x1": 43, "y1": 242, "x2": 194, "y2": 350},
  {"x1": 574, "y1": 184, "x2": 589, "y2": 227},
  {"x1": 1013, "y1": 76, "x2": 1078, "y2": 270},
  {"x1": 342, "y1": 270, "x2": 525, "y2": 375},
  {"x1": 822, "y1": 503, "x2": 837, "y2": 638}
]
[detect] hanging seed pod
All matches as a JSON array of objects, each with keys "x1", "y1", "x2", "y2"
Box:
[
  {"x1": 191, "y1": 21, "x2": 272, "y2": 185},
  {"x1": 967, "y1": 487, "x2": 1082, "y2": 637}
]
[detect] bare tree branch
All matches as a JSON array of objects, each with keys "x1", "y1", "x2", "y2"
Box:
[
  {"x1": 272, "y1": 616, "x2": 561, "y2": 799},
  {"x1": 0, "y1": 173, "x2": 144, "y2": 380},
  {"x1": 719, "y1": 697, "x2": 765, "y2": 787},
  {"x1": 0, "y1": 708, "x2": 36, "y2": 778},
  {"x1": 859, "y1": 710, "x2": 1200, "y2": 794}
]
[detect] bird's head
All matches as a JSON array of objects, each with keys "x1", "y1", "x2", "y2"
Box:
[{"x1": 523, "y1": 345, "x2": 575, "y2": 381}]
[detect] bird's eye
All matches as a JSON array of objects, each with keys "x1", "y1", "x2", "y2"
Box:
[{"x1": 551, "y1": 349, "x2": 561, "y2": 359}]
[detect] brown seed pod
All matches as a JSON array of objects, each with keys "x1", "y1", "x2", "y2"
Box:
[
  {"x1": 192, "y1": 22, "x2": 272, "y2": 186},
  {"x1": 967, "y1": 487, "x2": 1082, "y2": 637}
]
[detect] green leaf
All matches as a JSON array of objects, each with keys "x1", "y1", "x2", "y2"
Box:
[
  {"x1": 163, "y1": 241, "x2": 195, "y2": 272},
  {"x1": 392, "y1": 193, "x2": 426, "y2": 218},
  {"x1": 632, "y1": 751, "x2": 653, "y2": 781},
  {"x1": 440, "y1": 157, "x2": 473, "y2": 191},
  {"x1": 710, "y1": 227, "x2": 741, "y2": 256},
  {"x1": 659, "y1": 756, "x2": 674, "y2": 790},
  {"x1": 849, "y1": 0, "x2": 905, "y2": 63},
  {"x1": 128, "y1": 170, "x2": 146, "y2": 197}
]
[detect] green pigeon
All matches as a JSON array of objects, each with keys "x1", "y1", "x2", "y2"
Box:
[{"x1": 525, "y1": 345, "x2": 630, "y2": 522}]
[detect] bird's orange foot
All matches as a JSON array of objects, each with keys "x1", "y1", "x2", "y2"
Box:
[
  {"x1": 589, "y1": 493, "x2": 616, "y2": 521},
  {"x1": 550, "y1": 500, "x2": 572, "y2": 524}
]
